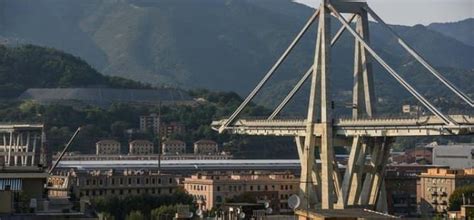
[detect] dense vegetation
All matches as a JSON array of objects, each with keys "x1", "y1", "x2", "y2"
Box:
[
  {"x1": 2, "y1": 0, "x2": 473, "y2": 100},
  {"x1": 92, "y1": 191, "x2": 194, "y2": 220},
  {"x1": 448, "y1": 185, "x2": 474, "y2": 211},
  {"x1": 0, "y1": 45, "x2": 150, "y2": 98}
]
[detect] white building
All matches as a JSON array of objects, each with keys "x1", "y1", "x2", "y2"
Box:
[
  {"x1": 162, "y1": 140, "x2": 186, "y2": 155},
  {"x1": 432, "y1": 144, "x2": 474, "y2": 169},
  {"x1": 193, "y1": 140, "x2": 218, "y2": 155},
  {"x1": 129, "y1": 140, "x2": 154, "y2": 155},
  {"x1": 96, "y1": 140, "x2": 121, "y2": 155}
]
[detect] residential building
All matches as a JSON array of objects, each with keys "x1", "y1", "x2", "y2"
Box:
[
  {"x1": 0, "y1": 124, "x2": 49, "y2": 214},
  {"x1": 48, "y1": 169, "x2": 179, "y2": 200},
  {"x1": 390, "y1": 147, "x2": 432, "y2": 164},
  {"x1": 418, "y1": 168, "x2": 474, "y2": 215},
  {"x1": 432, "y1": 144, "x2": 474, "y2": 169},
  {"x1": 194, "y1": 140, "x2": 218, "y2": 155},
  {"x1": 140, "y1": 113, "x2": 160, "y2": 135},
  {"x1": 129, "y1": 140, "x2": 154, "y2": 155},
  {"x1": 384, "y1": 164, "x2": 448, "y2": 217},
  {"x1": 162, "y1": 140, "x2": 186, "y2": 155},
  {"x1": 96, "y1": 140, "x2": 121, "y2": 155},
  {"x1": 183, "y1": 171, "x2": 298, "y2": 213},
  {"x1": 160, "y1": 122, "x2": 185, "y2": 139},
  {"x1": 402, "y1": 104, "x2": 422, "y2": 116}
]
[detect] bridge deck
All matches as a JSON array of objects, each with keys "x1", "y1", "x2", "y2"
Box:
[{"x1": 212, "y1": 115, "x2": 474, "y2": 137}]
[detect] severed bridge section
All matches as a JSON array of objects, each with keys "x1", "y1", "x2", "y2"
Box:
[
  {"x1": 212, "y1": 0, "x2": 474, "y2": 216},
  {"x1": 0, "y1": 124, "x2": 45, "y2": 168}
]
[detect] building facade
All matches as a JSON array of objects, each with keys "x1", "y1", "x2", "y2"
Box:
[
  {"x1": 48, "y1": 169, "x2": 179, "y2": 200},
  {"x1": 129, "y1": 140, "x2": 154, "y2": 155},
  {"x1": 162, "y1": 140, "x2": 186, "y2": 155},
  {"x1": 183, "y1": 171, "x2": 298, "y2": 213},
  {"x1": 432, "y1": 144, "x2": 474, "y2": 169},
  {"x1": 418, "y1": 168, "x2": 474, "y2": 215},
  {"x1": 384, "y1": 165, "x2": 448, "y2": 217},
  {"x1": 96, "y1": 140, "x2": 121, "y2": 155},
  {"x1": 139, "y1": 113, "x2": 160, "y2": 135},
  {"x1": 391, "y1": 147, "x2": 432, "y2": 165},
  {"x1": 160, "y1": 122, "x2": 185, "y2": 139},
  {"x1": 194, "y1": 140, "x2": 218, "y2": 155}
]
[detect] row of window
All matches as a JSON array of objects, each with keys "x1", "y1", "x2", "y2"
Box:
[
  {"x1": 188, "y1": 184, "x2": 295, "y2": 192},
  {"x1": 84, "y1": 177, "x2": 173, "y2": 186},
  {"x1": 81, "y1": 187, "x2": 174, "y2": 197}
]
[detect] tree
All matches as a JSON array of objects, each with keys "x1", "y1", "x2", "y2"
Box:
[
  {"x1": 226, "y1": 192, "x2": 257, "y2": 203},
  {"x1": 151, "y1": 205, "x2": 176, "y2": 220},
  {"x1": 448, "y1": 185, "x2": 474, "y2": 211},
  {"x1": 126, "y1": 210, "x2": 144, "y2": 220}
]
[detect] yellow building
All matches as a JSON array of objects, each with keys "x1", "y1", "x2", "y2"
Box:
[
  {"x1": 162, "y1": 140, "x2": 186, "y2": 155},
  {"x1": 96, "y1": 140, "x2": 121, "y2": 155},
  {"x1": 193, "y1": 140, "x2": 218, "y2": 155},
  {"x1": 48, "y1": 169, "x2": 179, "y2": 200},
  {"x1": 183, "y1": 171, "x2": 298, "y2": 213},
  {"x1": 418, "y1": 168, "x2": 474, "y2": 215},
  {"x1": 129, "y1": 140, "x2": 154, "y2": 155}
]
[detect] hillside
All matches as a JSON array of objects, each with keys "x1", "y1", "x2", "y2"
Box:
[
  {"x1": 0, "y1": 45, "x2": 149, "y2": 98},
  {"x1": 428, "y1": 18, "x2": 474, "y2": 47},
  {"x1": 0, "y1": 0, "x2": 472, "y2": 115}
]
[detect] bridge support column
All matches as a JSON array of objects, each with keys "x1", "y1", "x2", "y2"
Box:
[
  {"x1": 359, "y1": 137, "x2": 392, "y2": 210},
  {"x1": 295, "y1": 136, "x2": 319, "y2": 207}
]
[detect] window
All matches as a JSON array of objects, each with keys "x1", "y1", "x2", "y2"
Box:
[
  {"x1": 169, "y1": 188, "x2": 173, "y2": 193},
  {"x1": 217, "y1": 186, "x2": 221, "y2": 191},
  {"x1": 169, "y1": 178, "x2": 173, "y2": 184},
  {"x1": 128, "y1": 178, "x2": 132, "y2": 185}
]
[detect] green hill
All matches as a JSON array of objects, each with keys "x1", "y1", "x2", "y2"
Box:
[
  {"x1": 0, "y1": 45, "x2": 148, "y2": 98},
  {"x1": 1, "y1": 0, "x2": 472, "y2": 115},
  {"x1": 428, "y1": 18, "x2": 474, "y2": 47}
]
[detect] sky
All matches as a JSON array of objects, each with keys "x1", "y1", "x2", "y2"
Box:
[{"x1": 293, "y1": 0, "x2": 474, "y2": 25}]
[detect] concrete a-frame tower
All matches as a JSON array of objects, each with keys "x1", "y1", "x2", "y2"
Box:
[{"x1": 213, "y1": 0, "x2": 474, "y2": 216}]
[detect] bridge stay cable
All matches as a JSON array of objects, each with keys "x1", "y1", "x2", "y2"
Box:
[
  {"x1": 268, "y1": 14, "x2": 357, "y2": 120},
  {"x1": 219, "y1": 9, "x2": 320, "y2": 132},
  {"x1": 364, "y1": 6, "x2": 474, "y2": 108},
  {"x1": 328, "y1": 4, "x2": 458, "y2": 126}
]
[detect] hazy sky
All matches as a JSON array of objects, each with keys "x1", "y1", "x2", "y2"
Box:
[{"x1": 294, "y1": 0, "x2": 474, "y2": 25}]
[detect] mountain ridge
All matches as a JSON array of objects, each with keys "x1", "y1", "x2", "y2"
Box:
[{"x1": 0, "y1": 0, "x2": 472, "y2": 111}]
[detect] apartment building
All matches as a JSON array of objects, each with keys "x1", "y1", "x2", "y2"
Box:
[
  {"x1": 48, "y1": 169, "x2": 179, "y2": 200},
  {"x1": 129, "y1": 140, "x2": 154, "y2": 155},
  {"x1": 183, "y1": 171, "x2": 298, "y2": 213},
  {"x1": 96, "y1": 140, "x2": 121, "y2": 155},
  {"x1": 418, "y1": 168, "x2": 474, "y2": 215},
  {"x1": 162, "y1": 140, "x2": 186, "y2": 155},
  {"x1": 194, "y1": 140, "x2": 218, "y2": 155}
]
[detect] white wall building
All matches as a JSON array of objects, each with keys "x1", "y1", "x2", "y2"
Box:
[{"x1": 432, "y1": 144, "x2": 474, "y2": 169}]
